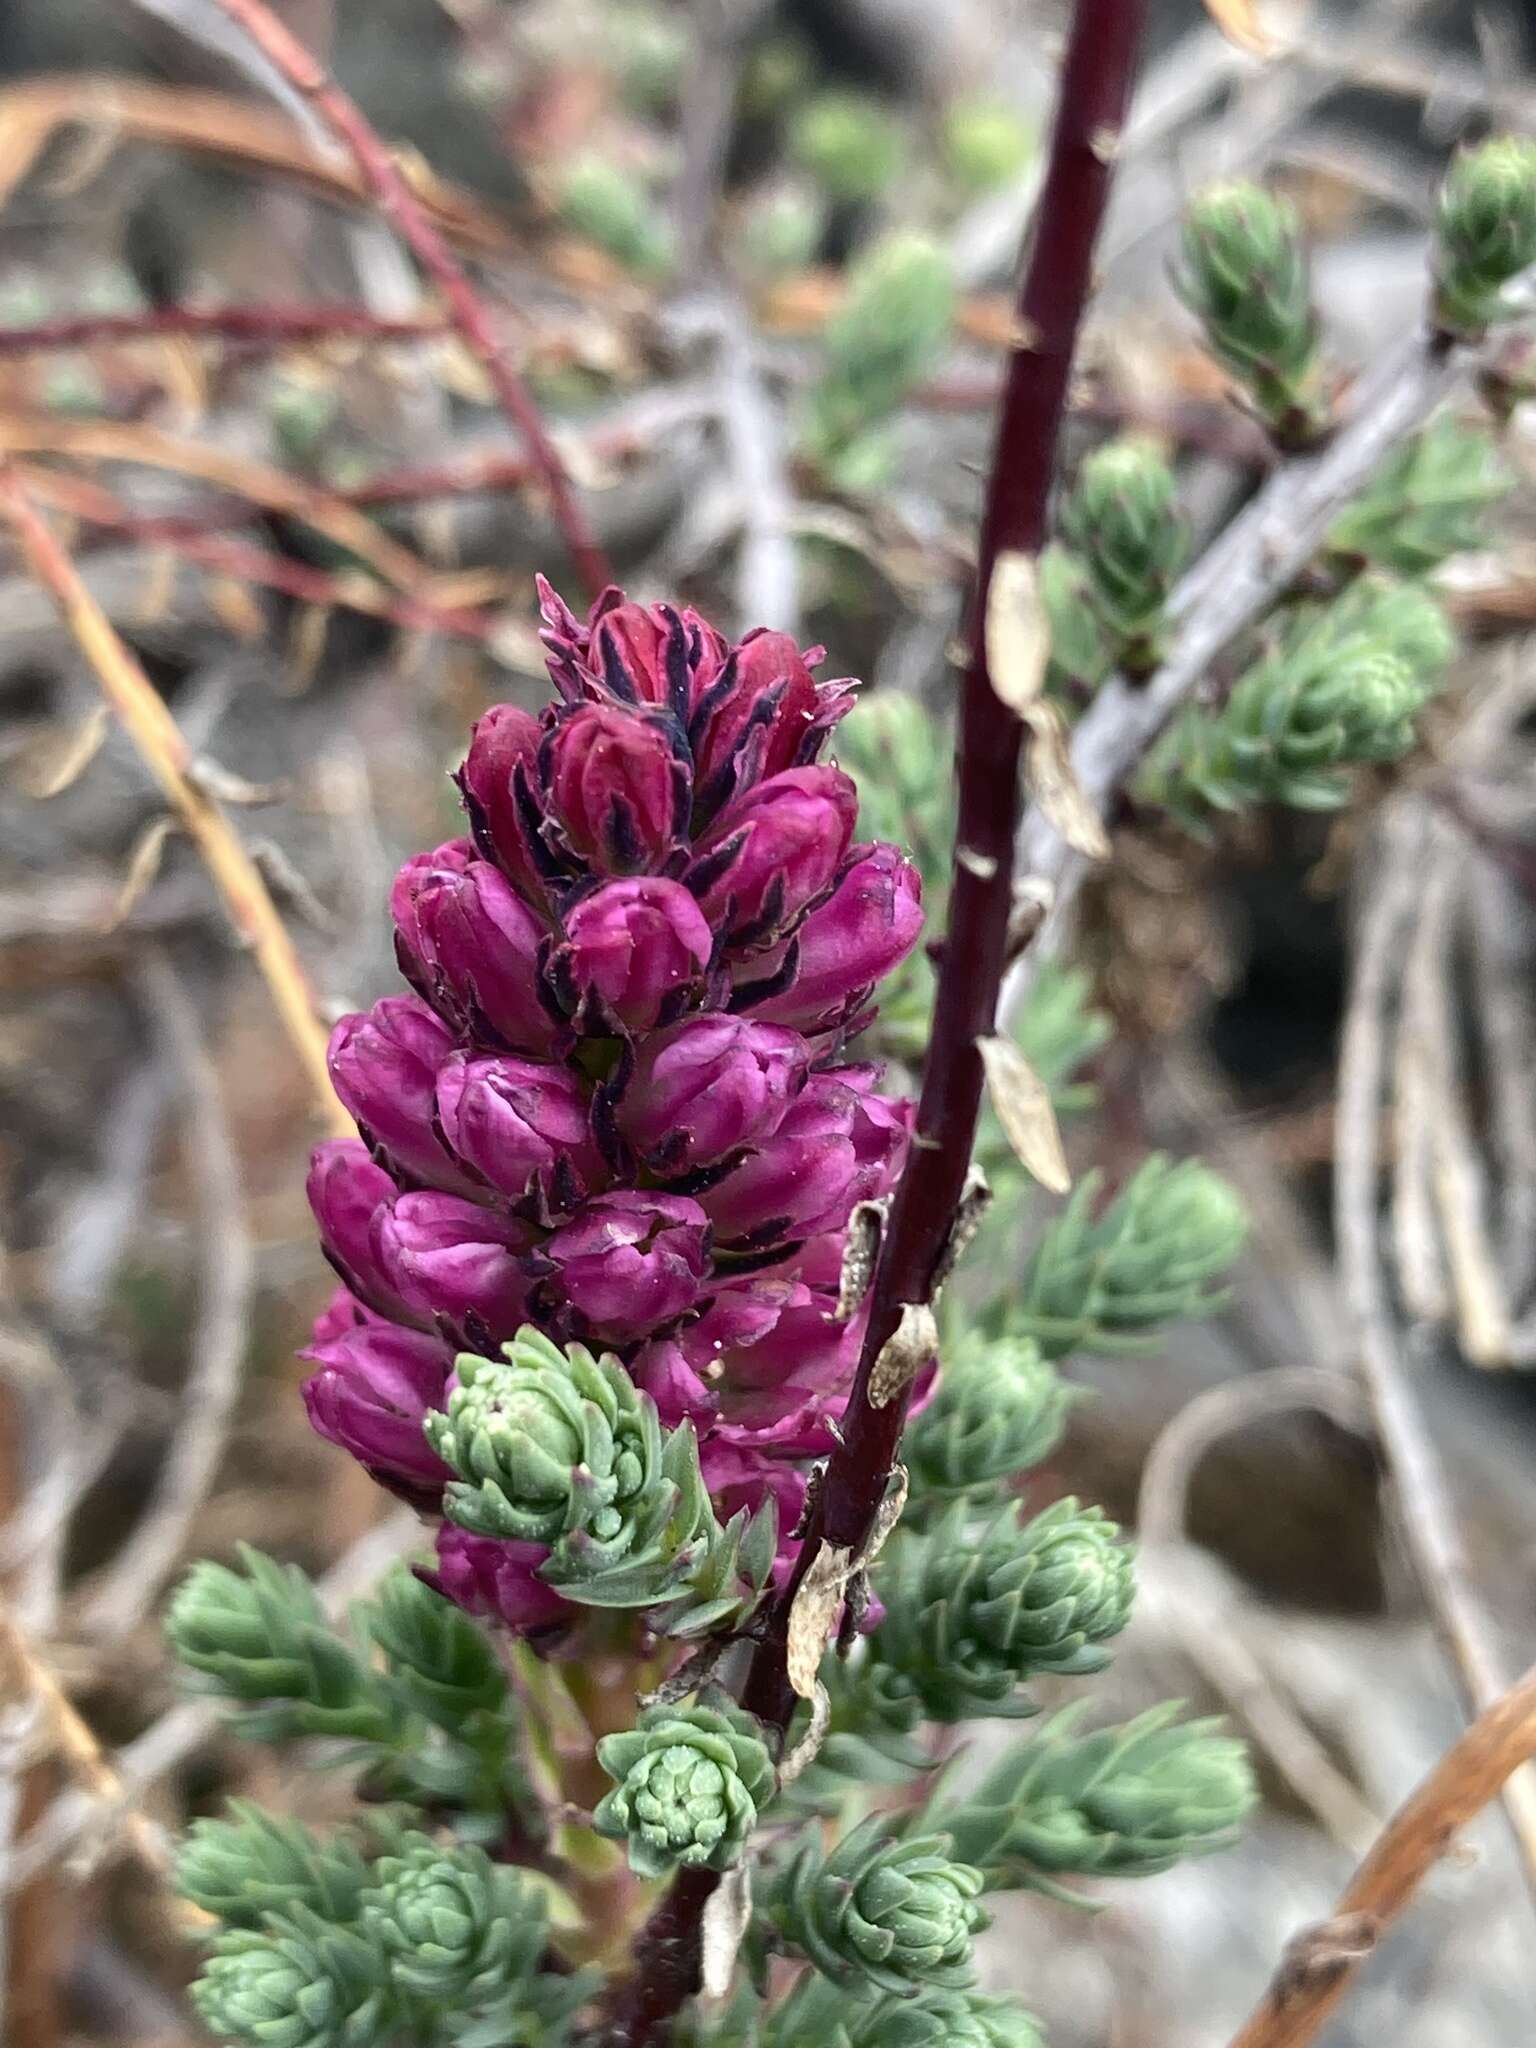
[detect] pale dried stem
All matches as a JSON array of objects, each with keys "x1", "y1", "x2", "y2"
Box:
[
  {"x1": 1225, "y1": 1662, "x2": 1536, "y2": 2048},
  {"x1": 0, "y1": 459, "x2": 348, "y2": 1132},
  {"x1": 77, "y1": 954, "x2": 256, "y2": 1639},
  {"x1": 1336, "y1": 799, "x2": 1536, "y2": 1905},
  {"x1": 1139, "y1": 1369, "x2": 1383, "y2": 1857}
]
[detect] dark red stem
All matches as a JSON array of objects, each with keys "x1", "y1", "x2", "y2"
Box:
[
  {"x1": 596, "y1": 2, "x2": 1147, "y2": 2040},
  {"x1": 204, "y1": 0, "x2": 613, "y2": 599}
]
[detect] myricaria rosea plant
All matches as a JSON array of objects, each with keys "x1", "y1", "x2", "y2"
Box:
[{"x1": 154, "y1": 3, "x2": 1536, "y2": 2042}]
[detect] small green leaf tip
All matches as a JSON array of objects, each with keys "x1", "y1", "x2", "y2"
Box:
[
  {"x1": 175, "y1": 1805, "x2": 369, "y2": 1931},
  {"x1": 1325, "y1": 414, "x2": 1509, "y2": 577},
  {"x1": 166, "y1": 1547, "x2": 396, "y2": 1745},
  {"x1": 770, "y1": 1813, "x2": 987, "y2": 1994},
  {"x1": 1148, "y1": 575, "x2": 1450, "y2": 827},
  {"x1": 1061, "y1": 437, "x2": 1190, "y2": 673},
  {"x1": 1433, "y1": 135, "x2": 1536, "y2": 337},
  {"x1": 1011, "y1": 1154, "x2": 1246, "y2": 1359},
  {"x1": 594, "y1": 1699, "x2": 774, "y2": 1878},
  {"x1": 904, "y1": 1333, "x2": 1073, "y2": 1513},
  {"x1": 940, "y1": 1703, "x2": 1257, "y2": 1894},
  {"x1": 191, "y1": 1906, "x2": 393, "y2": 2048},
  {"x1": 802, "y1": 233, "x2": 955, "y2": 482},
  {"x1": 364, "y1": 1565, "x2": 509, "y2": 1727},
  {"x1": 359, "y1": 1835, "x2": 546, "y2": 2005},
  {"x1": 869, "y1": 1498, "x2": 1135, "y2": 1724},
  {"x1": 1176, "y1": 180, "x2": 1326, "y2": 445},
  {"x1": 558, "y1": 156, "x2": 673, "y2": 278}
]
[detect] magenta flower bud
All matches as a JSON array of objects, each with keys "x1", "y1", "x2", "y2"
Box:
[
  {"x1": 426, "y1": 1525, "x2": 572, "y2": 1635},
  {"x1": 372, "y1": 1190, "x2": 534, "y2": 1344},
  {"x1": 327, "y1": 996, "x2": 469, "y2": 1189},
  {"x1": 535, "y1": 1191, "x2": 709, "y2": 1340},
  {"x1": 745, "y1": 843, "x2": 923, "y2": 1030},
  {"x1": 457, "y1": 703, "x2": 549, "y2": 904},
  {"x1": 434, "y1": 1052, "x2": 603, "y2": 1209},
  {"x1": 616, "y1": 1015, "x2": 809, "y2": 1171},
  {"x1": 697, "y1": 1071, "x2": 875, "y2": 1246},
  {"x1": 306, "y1": 1140, "x2": 421, "y2": 1318},
  {"x1": 689, "y1": 766, "x2": 857, "y2": 951},
  {"x1": 301, "y1": 1314, "x2": 455, "y2": 1511},
  {"x1": 393, "y1": 843, "x2": 560, "y2": 1055},
  {"x1": 549, "y1": 878, "x2": 712, "y2": 1033},
  {"x1": 689, "y1": 631, "x2": 836, "y2": 819},
  {"x1": 544, "y1": 701, "x2": 689, "y2": 873}
]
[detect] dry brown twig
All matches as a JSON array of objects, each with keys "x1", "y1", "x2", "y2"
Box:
[
  {"x1": 0, "y1": 459, "x2": 348, "y2": 1133},
  {"x1": 196, "y1": 0, "x2": 611, "y2": 597},
  {"x1": 0, "y1": 1597, "x2": 174, "y2": 1892},
  {"x1": 1225, "y1": 1661, "x2": 1536, "y2": 2048},
  {"x1": 1138, "y1": 1369, "x2": 1384, "y2": 1858}
]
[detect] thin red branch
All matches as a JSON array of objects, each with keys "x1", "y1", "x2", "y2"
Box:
[
  {"x1": 20, "y1": 465, "x2": 501, "y2": 642},
  {"x1": 201, "y1": 0, "x2": 613, "y2": 598},
  {"x1": 0, "y1": 304, "x2": 448, "y2": 358},
  {"x1": 595, "y1": 4, "x2": 1148, "y2": 2040}
]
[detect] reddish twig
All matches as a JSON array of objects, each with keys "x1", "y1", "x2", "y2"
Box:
[
  {"x1": 596, "y1": 5, "x2": 1148, "y2": 2040},
  {"x1": 200, "y1": 0, "x2": 612, "y2": 597},
  {"x1": 0, "y1": 303, "x2": 448, "y2": 358},
  {"x1": 16, "y1": 464, "x2": 504, "y2": 643}
]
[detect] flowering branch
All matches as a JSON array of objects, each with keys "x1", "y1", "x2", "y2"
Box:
[
  {"x1": 750, "y1": 0, "x2": 1147, "y2": 1705},
  {"x1": 199, "y1": 0, "x2": 613, "y2": 598},
  {"x1": 598, "y1": 6, "x2": 1148, "y2": 2039}
]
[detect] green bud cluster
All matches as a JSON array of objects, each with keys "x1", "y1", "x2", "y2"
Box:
[
  {"x1": 359, "y1": 1836, "x2": 547, "y2": 2009},
  {"x1": 187, "y1": 1827, "x2": 582, "y2": 2048},
  {"x1": 167, "y1": 1552, "x2": 535, "y2": 1824},
  {"x1": 177, "y1": 1808, "x2": 370, "y2": 1931},
  {"x1": 593, "y1": 1699, "x2": 775, "y2": 1878},
  {"x1": 1146, "y1": 581, "x2": 1451, "y2": 822},
  {"x1": 1325, "y1": 413, "x2": 1509, "y2": 577},
  {"x1": 1009, "y1": 1154, "x2": 1246, "y2": 1359},
  {"x1": 167, "y1": 1548, "x2": 400, "y2": 1746},
  {"x1": 904, "y1": 1333, "x2": 1074, "y2": 1516},
  {"x1": 191, "y1": 1907, "x2": 394, "y2": 2048},
  {"x1": 1176, "y1": 181, "x2": 1327, "y2": 446},
  {"x1": 937, "y1": 1703, "x2": 1257, "y2": 1900},
  {"x1": 768, "y1": 1814, "x2": 987, "y2": 1993},
  {"x1": 757, "y1": 1974, "x2": 1045, "y2": 2048},
  {"x1": 801, "y1": 234, "x2": 955, "y2": 488},
  {"x1": 1059, "y1": 437, "x2": 1191, "y2": 676},
  {"x1": 426, "y1": 1331, "x2": 775, "y2": 1637},
  {"x1": 867, "y1": 1499, "x2": 1135, "y2": 1724},
  {"x1": 1432, "y1": 135, "x2": 1536, "y2": 337},
  {"x1": 557, "y1": 157, "x2": 673, "y2": 278}
]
